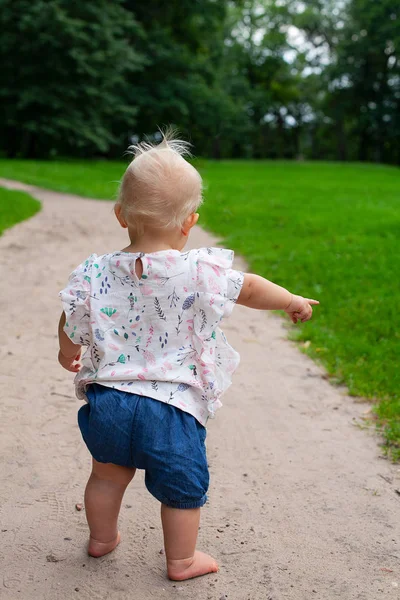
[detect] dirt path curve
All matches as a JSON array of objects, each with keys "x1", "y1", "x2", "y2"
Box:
[{"x1": 0, "y1": 179, "x2": 399, "y2": 600}]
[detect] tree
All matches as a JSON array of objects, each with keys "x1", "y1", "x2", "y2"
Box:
[
  {"x1": 333, "y1": 0, "x2": 400, "y2": 163},
  {"x1": 1, "y1": 0, "x2": 398, "y2": 163},
  {"x1": 0, "y1": 0, "x2": 145, "y2": 157},
  {"x1": 292, "y1": 0, "x2": 400, "y2": 164},
  {"x1": 123, "y1": 0, "x2": 247, "y2": 157}
]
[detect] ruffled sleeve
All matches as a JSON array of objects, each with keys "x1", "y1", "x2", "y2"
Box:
[
  {"x1": 193, "y1": 247, "x2": 244, "y2": 319},
  {"x1": 190, "y1": 248, "x2": 243, "y2": 415},
  {"x1": 59, "y1": 254, "x2": 96, "y2": 346}
]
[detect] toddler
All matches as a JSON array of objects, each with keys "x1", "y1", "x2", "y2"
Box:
[{"x1": 58, "y1": 133, "x2": 318, "y2": 581}]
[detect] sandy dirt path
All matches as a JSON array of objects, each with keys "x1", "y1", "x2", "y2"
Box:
[{"x1": 0, "y1": 179, "x2": 399, "y2": 600}]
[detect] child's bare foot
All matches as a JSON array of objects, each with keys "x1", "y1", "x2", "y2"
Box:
[
  {"x1": 167, "y1": 551, "x2": 219, "y2": 581},
  {"x1": 88, "y1": 531, "x2": 121, "y2": 558}
]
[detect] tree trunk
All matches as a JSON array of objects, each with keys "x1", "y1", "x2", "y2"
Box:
[
  {"x1": 212, "y1": 135, "x2": 221, "y2": 160},
  {"x1": 4, "y1": 128, "x2": 18, "y2": 158},
  {"x1": 276, "y1": 112, "x2": 285, "y2": 158},
  {"x1": 293, "y1": 126, "x2": 301, "y2": 159},
  {"x1": 358, "y1": 130, "x2": 369, "y2": 162},
  {"x1": 336, "y1": 118, "x2": 347, "y2": 161},
  {"x1": 310, "y1": 125, "x2": 319, "y2": 159}
]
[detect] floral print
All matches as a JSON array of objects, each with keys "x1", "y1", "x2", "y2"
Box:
[{"x1": 59, "y1": 248, "x2": 244, "y2": 426}]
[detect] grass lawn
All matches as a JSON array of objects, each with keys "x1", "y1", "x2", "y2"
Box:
[
  {"x1": 0, "y1": 158, "x2": 399, "y2": 459},
  {"x1": 0, "y1": 159, "x2": 123, "y2": 200},
  {"x1": 0, "y1": 186, "x2": 41, "y2": 236}
]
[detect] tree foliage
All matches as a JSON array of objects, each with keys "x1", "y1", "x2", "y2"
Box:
[
  {"x1": 0, "y1": 0, "x2": 144, "y2": 157},
  {"x1": 0, "y1": 0, "x2": 399, "y2": 163}
]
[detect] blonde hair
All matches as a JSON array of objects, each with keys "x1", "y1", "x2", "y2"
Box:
[{"x1": 117, "y1": 130, "x2": 203, "y2": 237}]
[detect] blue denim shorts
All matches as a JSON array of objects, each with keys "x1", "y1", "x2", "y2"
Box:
[{"x1": 78, "y1": 384, "x2": 209, "y2": 509}]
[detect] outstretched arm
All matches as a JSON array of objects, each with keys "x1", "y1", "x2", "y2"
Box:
[
  {"x1": 58, "y1": 312, "x2": 82, "y2": 372},
  {"x1": 236, "y1": 273, "x2": 319, "y2": 324}
]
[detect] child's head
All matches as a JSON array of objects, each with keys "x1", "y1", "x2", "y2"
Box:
[{"x1": 115, "y1": 131, "x2": 202, "y2": 245}]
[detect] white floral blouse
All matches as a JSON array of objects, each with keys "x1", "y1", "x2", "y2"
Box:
[{"x1": 59, "y1": 248, "x2": 244, "y2": 426}]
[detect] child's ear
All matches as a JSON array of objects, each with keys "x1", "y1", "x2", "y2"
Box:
[
  {"x1": 191, "y1": 213, "x2": 200, "y2": 228},
  {"x1": 181, "y1": 213, "x2": 199, "y2": 236},
  {"x1": 114, "y1": 204, "x2": 128, "y2": 229}
]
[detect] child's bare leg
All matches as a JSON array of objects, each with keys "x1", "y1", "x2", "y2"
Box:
[
  {"x1": 161, "y1": 505, "x2": 218, "y2": 580},
  {"x1": 84, "y1": 458, "x2": 136, "y2": 557}
]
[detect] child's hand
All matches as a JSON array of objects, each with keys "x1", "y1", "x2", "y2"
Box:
[
  {"x1": 284, "y1": 294, "x2": 319, "y2": 324},
  {"x1": 58, "y1": 349, "x2": 82, "y2": 373}
]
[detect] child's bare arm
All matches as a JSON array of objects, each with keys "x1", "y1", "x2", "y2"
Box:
[
  {"x1": 58, "y1": 312, "x2": 82, "y2": 372},
  {"x1": 236, "y1": 273, "x2": 319, "y2": 323}
]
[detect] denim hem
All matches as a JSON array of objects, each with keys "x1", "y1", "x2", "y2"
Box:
[{"x1": 148, "y1": 488, "x2": 208, "y2": 509}]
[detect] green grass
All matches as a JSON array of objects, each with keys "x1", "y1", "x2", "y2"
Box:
[
  {"x1": 0, "y1": 159, "x2": 125, "y2": 200},
  {"x1": 199, "y1": 160, "x2": 400, "y2": 461},
  {"x1": 0, "y1": 157, "x2": 399, "y2": 459},
  {"x1": 0, "y1": 186, "x2": 41, "y2": 236}
]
